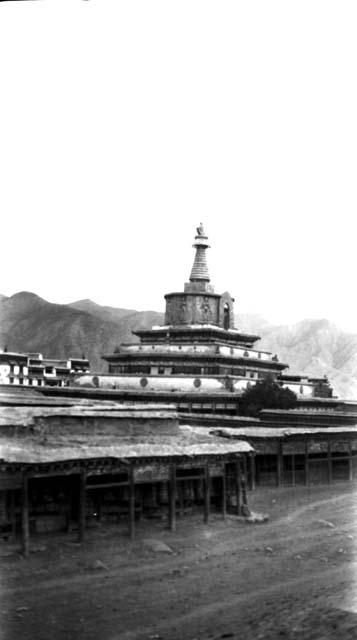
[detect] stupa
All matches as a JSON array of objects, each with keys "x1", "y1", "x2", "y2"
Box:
[{"x1": 77, "y1": 225, "x2": 332, "y2": 413}]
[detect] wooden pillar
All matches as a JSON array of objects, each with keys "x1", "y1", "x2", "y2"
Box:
[
  {"x1": 204, "y1": 463, "x2": 210, "y2": 524},
  {"x1": 241, "y1": 456, "x2": 248, "y2": 508},
  {"x1": 21, "y1": 472, "x2": 30, "y2": 557},
  {"x1": 96, "y1": 496, "x2": 102, "y2": 523},
  {"x1": 65, "y1": 487, "x2": 71, "y2": 533},
  {"x1": 327, "y1": 440, "x2": 332, "y2": 484},
  {"x1": 235, "y1": 459, "x2": 241, "y2": 515},
  {"x1": 221, "y1": 464, "x2": 227, "y2": 520},
  {"x1": 305, "y1": 440, "x2": 309, "y2": 487},
  {"x1": 10, "y1": 490, "x2": 16, "y2": 538},
  {"x1": 277, "y1": 442, "x2": 283, "y2": 487},
  {"x1": 249, "y1": 455, "x2": 256, "y2": 491},
  {"x1": 348, "y1": 442, "x2": 353, "y2": 481},
  {"x1": 78, "y1": 469, "x2": 86, "y2": 543},
  {"x1": 129, "y1": 466, "x2": 135, "y2": 540},
  {"x1": 168, "y1": 463, "x2": 176, "y2": 532},
  {"x1": 291, "y1": 454, "x2": 296, "y2": 487},
  {"x1": 178, "y1": 483, "x2": 185, "y2": 516},
  {"x1": 149, "y1": 483, "x2": 158, "y2": 508}
]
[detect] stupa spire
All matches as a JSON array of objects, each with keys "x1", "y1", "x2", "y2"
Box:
[{"x1": 189, "y1": 223, "x2": 210, "y2": 282}]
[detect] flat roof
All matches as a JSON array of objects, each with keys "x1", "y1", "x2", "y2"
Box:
[
  {"x1": 210, "y1": 426, "x2": 357, "y2": 438},
  {"x1": 0, "y1": 404, "x2": 179, "y2": 427},
  {"x1": 261, "y1": 409, "x2": 357, "y2": 417},
  {"x1": 0, "y1": 425, "x2": 253, "y2": 464}
]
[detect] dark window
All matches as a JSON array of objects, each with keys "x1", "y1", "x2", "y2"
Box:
[
  {"x1": 176, "y1": 467, "x2": 203, "y2": 478},
  {"x1": 158, "y1": 366, "x2": 165, "y2": 374},
  {"x1": 233, "y1": 368, "x2": 246, "y2": 376},
  {"x1": 203, "y1": 366, "x2": 219, "y2": 375},
  {"x1": 223, "y1": 304, "x2": 230, "y2": 330},
  {"x1": 110, "y1": 365, "x2": 124, "y2": 374},
  {"x1": 122, "y1": 365, "x2": 150, "y2": 374},
  {"x1": 172, "y1": 366, "x2": 202, "y2": 375}
]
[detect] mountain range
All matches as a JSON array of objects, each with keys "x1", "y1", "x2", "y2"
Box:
[{"x1": 0, "y1": 292, "x2": 356, "y2": 399}]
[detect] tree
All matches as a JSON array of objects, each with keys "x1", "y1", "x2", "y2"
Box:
[{"x1": 239, "y1": 375, "x2": 297, "y2": 417}]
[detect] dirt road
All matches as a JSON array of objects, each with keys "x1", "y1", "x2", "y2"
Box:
[{"x1": 1, "y1": 483, "x2": 357, "y2": 640}]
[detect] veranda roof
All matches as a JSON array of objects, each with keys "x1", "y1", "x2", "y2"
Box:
[
  {"x1": 208, "y1": 426, "x2": 357, "y2": 439},
  {"x1": 0, "y1": 425, "x2": 253, "y2": 465}
]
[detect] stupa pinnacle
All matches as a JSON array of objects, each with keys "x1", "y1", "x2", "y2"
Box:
[{"x1": 189, "y1": 223, "x2": 210, "y2": 283}]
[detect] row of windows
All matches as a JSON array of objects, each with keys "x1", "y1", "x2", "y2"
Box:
[
  {"x1": 109, "y1": 365, "x2": 151, "y2": 374},
  {"x1": 9, "y1": 377, "x2": 43, "y2": 386},
  {"x1": 8, "y1": 377, "x2": 67, "y2": 387},
  {"x1": 178, "y1": 401, "x2": 238, "y2": 414},
  {"x1": 109, "y1": 364, "x2": 268, "y2": 377},
  {"x1": 9, "y1": 364, "x2": 27, "y2": 373}
]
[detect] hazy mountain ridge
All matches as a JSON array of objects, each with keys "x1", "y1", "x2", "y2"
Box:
[
  {"x1": 0, "y1": 292, "x2": 356, "y2": 398},
  {"x1": 0, "y1": 292, "x2": 162, "y2": 371},
  {"x1": 68, "y1": 299, "x2": 137, "y2": 324},
  {"x1": 238, "y1": 317, "x2": 357, "y2": 399}
]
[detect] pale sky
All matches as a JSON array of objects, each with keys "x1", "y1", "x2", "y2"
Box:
[{"x1": 1, "y1": 1, "x2": 357, "y2": 332}]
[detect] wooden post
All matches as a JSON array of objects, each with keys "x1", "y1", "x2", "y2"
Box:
[
  {"x1": 291, "y1": 454, "x2": 296, "y2": 487},
  {"x1": 10, "y1": 490, "x2": 16, "y2": 538},
  {"x1": 249, "y1": 455, "x2": 256, "y2": 491},
  {"x1": 129, "y1": 466, "x2": 135, "y2": 540},
  {"x1": 221, "y1": 464, "x2": 227, "y2": 520},
  {"x1": 66, "y1": 486, "x2": 71, "y2": 533},
  {"x1": 169, "y1": 463, "x2": 176, "y2": 532},
  {"x1": 235, "y1": 459, "x2": 241, "y2": 515},
  {"x1": 78, "y1": 469, "x2": 86, "y2": 543},
  {"x1": 21, "y1": 472, "x2": 30, "y2": 557},
  {"x1": 179, "y1": 483, "x2": 185, "y2": 517},
  {"x1": 277, "y1": 442, "x2": 283, "y2": 487},
  {"x1": 241, "y1": 456, "x2": 248, "y2": 508},
  {"x1": 204, "y1": 463, "x2": 210, "y2": 524},
  {"x1": 348, "y1": 442, "x2": 353, "y2": 482},
  {"x1": 327, "y1": 440, "x2": 332, "y2": 484},
  {"x1": 96, "y1": 496, "x2": 102, "y2": 523},
  {"x1": 305, "y1": 440, "x2": 309, "y2": 487}
]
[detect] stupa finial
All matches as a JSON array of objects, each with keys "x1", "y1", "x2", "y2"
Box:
[{"x1": 189, "y1": 223, "x2": 210, "y2": 282}]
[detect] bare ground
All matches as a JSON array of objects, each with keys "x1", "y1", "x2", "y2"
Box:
[{"x1": 1, "y1": 482, "x2": 357, "y2": 640}]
